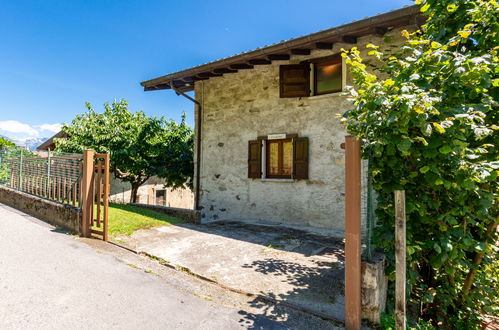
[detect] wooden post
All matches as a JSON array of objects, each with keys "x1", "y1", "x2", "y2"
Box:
[
  {"x1": 81, "y1": 149, "x2": 94, "y2": 237},
  {"x1": 102, "y1": 154, "x2": 110, "y2": 241},
  {"x1": 344, "y1": 135, "x2": 362, "y2": 330},
  {"x1": 395, "y1": 190, "x2": 406, "y2": 330},
  {"x1": 96, "y1": 161, "x2": 102, "y2": 227}
]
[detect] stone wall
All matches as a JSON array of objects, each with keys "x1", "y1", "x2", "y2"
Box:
[
  {"x1": 0, "y1": 185, "x2": 81, "y2": 233},
  {"x1": 362, "y1": 253, "x2": 388, "y2": 324},
  {"x1": 194, "y1": 27, "x2": 411, "y2": 231},
  {"x1": 129, "y1": 203, "x2": 200, "y2": 224},
  {"x1": 110, "y1": 177, "x2": 194, "y2": 209}
]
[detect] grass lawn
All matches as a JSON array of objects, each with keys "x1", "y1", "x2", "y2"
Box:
[{"x1": 96, "y1": 203, "x2": 186, "y2": 237}]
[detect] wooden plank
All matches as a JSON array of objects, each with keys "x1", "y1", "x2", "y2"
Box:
[
  {"x1": 344, "y1": 135, "x2": 361, "y2": 330},
  {"x1": 90, "y1": 229, "x2": 104, "y2": 236},
  {"x1": 395, "y1": 190, "x2": 406, "y2": 330},
  {"x1": 81, "y1": 149, "x2": 95, "y2": 237},
  {"x1": 72, "y1": 182, "x2": 77, "y2": 206},
  {"x1": 103, "y1": 154, "x2": 110, "y2": 241},
  {"x1": 96, "y1": 161, "x2": 102, "y2": 227}
]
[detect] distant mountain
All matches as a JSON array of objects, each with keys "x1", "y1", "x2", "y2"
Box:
[{"x1": 11, "y1": 137, "x2": 49, "y2": 151}]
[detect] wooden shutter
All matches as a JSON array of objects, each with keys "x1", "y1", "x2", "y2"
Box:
[
  {"x1": 248, "y1": 140, "x2": 262, "y2": 178},
  {"x1": 280, "y1": 64, "x2": 310, "y2": 98},
  {"x1": 293, "y1": 137, "x2": 309, "y2": 180}
]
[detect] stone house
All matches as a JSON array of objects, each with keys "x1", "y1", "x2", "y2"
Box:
[
  {"x1": 37, "y1": 132, "x2": 194, "y2": 209},
  {"x1": 141, "y1": 6, "x2": 423, "y2": 231}
]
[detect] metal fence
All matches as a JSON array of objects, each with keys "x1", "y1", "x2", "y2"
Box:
[{"x1": 0, "y1": 148, "x2": 82, "y2": 207}]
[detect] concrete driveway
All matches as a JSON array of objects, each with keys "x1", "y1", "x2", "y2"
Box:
[
  {"x1": 0, "y1": 203, "x2": 285, "y2": 330},
  {"x1": 115, "y1": 220, "x2": 346, "y2": 322}
]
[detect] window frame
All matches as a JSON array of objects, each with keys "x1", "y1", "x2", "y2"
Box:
[
  {"x1": 265, "y1": 138, "x2": 293, "y2": 179},
  {"x1": 313, "y1": 57, "x2": 343, "y2": 96}
]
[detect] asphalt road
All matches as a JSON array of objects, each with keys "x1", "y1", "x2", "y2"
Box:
[{"x1": 0, "y1": 203, "x2": 283, "y2": 330}]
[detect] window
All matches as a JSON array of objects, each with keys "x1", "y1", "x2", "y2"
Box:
[
  {"x1": 314, "y1": 57, "x2": 342, "y2": 95},
  {"x1": 279, "y1": 55, "x2": 343, "y2": 98},
  {"x1": 155, "y1": 189, "x2": 166, "y2": 206},
  {"x1": 248, "y1": 135, "x2": 309, "y2": 180},
  {"x1": 266, "y1": 139, "x2": 293, "y2": 178}
]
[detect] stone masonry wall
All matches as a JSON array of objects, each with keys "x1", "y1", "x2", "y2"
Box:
[
  {"x1": 110, "y1": 176, "x2": 194, "y2": 209},
  {"x1": 194, "y1": 27, "x2": 411, "y2": 231},
  {"x1": 0, "y1": 185, "x2": 81, "y2": 233}
]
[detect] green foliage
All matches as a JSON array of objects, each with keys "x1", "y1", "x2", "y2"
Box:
[
  {"x1": 380, "y1": 312, "x2": 435, "y2": 330},
  {"x1": 0, "y1": 137, "x2": 38, "y2": 185},
  {"x1": 56, "y1": 99, "x2": 194, "y2": 202},
  {"x1": 99, "y1": 203, "x2": 186, "y2": 236},
  {"x1": 342, "y1": 0, "x2": 498, "y2": 326}
]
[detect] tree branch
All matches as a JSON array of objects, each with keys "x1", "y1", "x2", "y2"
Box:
[{"x1": 461, "y1": 218, "x2": 499, "y2": 296}]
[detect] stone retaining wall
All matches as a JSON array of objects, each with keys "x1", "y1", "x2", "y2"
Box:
[
  {"x1": 0, "y1": 185, "x2": 81, "y2": 233},
  {"x1": 362, "y1": 253, "x2": 388, "y2": 324},
  {"x1": 129, "y1": 203, "x2": 201, "y2": 224}
]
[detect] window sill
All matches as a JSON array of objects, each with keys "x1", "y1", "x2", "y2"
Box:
[
  {"x1": 259, "y1": 178, "x2": 295, "y2": 183},
  {"x1": 307, "y1": 91, "x2": 346, "y2": 100}
]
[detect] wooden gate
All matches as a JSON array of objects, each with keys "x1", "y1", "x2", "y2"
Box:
[{"x1": 81, "y1": 150, "x2": 110, "y2": 241}]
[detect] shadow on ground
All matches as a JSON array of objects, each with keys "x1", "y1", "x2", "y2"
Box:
[{"x1": 116, "y1": 220, "x2": 347, "y2": 326}]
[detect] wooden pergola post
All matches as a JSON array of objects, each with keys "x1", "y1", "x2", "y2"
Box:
[
  {"x1": 395, "y1": 190, "x2": 406, "y2": 329},
  {"x1": 344, "y1": 135, "x2": 362, "y2": 330},
  {"x1": 81, "y1": 149, "x2": 94, "y2": 237}
]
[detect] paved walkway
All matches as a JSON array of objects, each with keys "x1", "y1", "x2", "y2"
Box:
[
  {"x1": 0, "y1": 203, "x2": 282, "y2": 329},
  {"x1": 117, "y1": 220, "x2": 346, "y2": 322}
]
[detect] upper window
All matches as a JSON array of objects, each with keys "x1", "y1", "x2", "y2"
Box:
[
  {"x1": 314, "y1": 57, "x2": 342, "y2": 95},
  {"x1": 279, "y1": 55, "x2": 343, "y2": 98}
]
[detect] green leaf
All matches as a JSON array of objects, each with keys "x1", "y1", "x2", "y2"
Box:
[
  {"x1": 446, "y1": 4, "x2": 458, "y2": 12},
  {"x1": 420, "y1": 3, "x2": 430, "y2": 12},
  {"x1": 439, "y1": 145, "x2": 452, "y2": 154},
  {"x1": 433, "y1": 123, "x2": 445, "y2": 134},
  {"x1": 420, "y1": 166, "x2": 430, "y2": 173},
  {"x1": 397, "y1": 138, "x2": 412, "y2": 153}
]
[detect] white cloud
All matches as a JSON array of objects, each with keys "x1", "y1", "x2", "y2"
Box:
[
  {"x1": 0, "y1": 120, "x2": 38, "y2": 136},
  {"x1": 36, "y1": 123, "x2": 62, "y2": 133}
]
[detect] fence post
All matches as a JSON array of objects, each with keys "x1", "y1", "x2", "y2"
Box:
[
  {"x1": 395, "y1": 190, "x2": 406, "y2": 330},
  {"x1": 19, "y1": 148, "x2": 23, "y2": 191},
  {"x1": 46, "y1": 149, "x2": 51, "y2": 198},
  {"x1": 344, "y1": 135, "x2": 362, "y2": 330},
  {"x1": 103, "y1": 154, "x2": 110, "y2": 241},
  {"x1": 81, "y1": 149, "x2": 94, "y2": 237}
]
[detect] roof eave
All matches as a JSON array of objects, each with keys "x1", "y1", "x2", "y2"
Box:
[{"x1": 140, "y1": 5, "x2": 423, "y2": 92}]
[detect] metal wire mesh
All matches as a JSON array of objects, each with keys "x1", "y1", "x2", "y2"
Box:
[{"x1": 2, "y1": 149, "x2": 82, "y2": 208}]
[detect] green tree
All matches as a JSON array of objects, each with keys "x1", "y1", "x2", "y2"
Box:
[
  {"x1": 56, "y1": 99, "x2": 194, "y2": 203},
  {"x1": 342, "y1": 0, "x2": 498, "y2": 326},
  {"x1": 0, "y1": 137, "x2": 38, "y2": 185}
]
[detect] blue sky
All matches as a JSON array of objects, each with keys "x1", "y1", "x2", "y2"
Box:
[{"x1": 0, "y1": 0, "x2": 411, "y2": 142}]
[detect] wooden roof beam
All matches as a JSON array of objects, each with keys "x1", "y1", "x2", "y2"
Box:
[
  {"x1": 248, "y1": 58, "x2": 271, "y2": 65},
  {"x1": 197, "y1": 72, "x2": 223, "y2": 78},
  {"x1": 373, "y1": 27, "x2": 388, "y2": 36},
  {"x1": 342, "y1": 35, "x2": 357, "y2": 44},
  {"x1": 213, "y1": 68, "x2": 238, "y2": 74},
  {"x1": 315, "y1": 42, "x2": 333, "y2": 49},
  {"x1": 290, "y1": 48, "x2": 311, "y2": 55},
  {"x1": 230, "y1": 63, "x2": 254, "y2": 70},
  {"x1": 267, "y1": 54, "x2": 290, "y2": 61}
]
